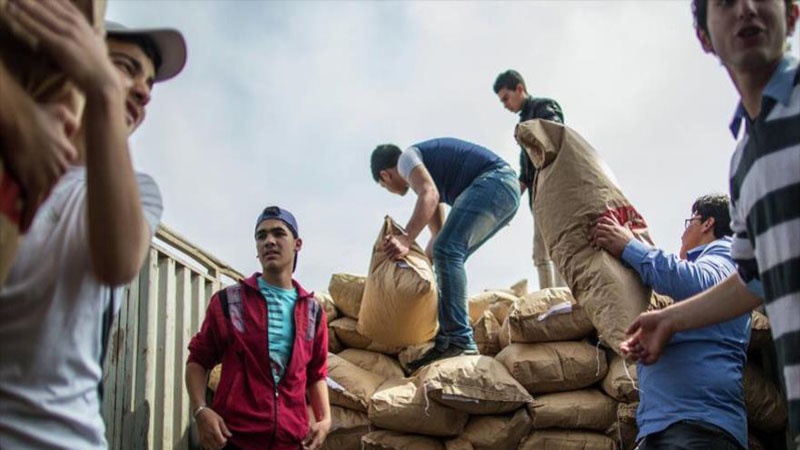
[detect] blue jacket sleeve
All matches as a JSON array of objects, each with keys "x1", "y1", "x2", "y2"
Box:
[{"x1": 621, "y1": 239, "x2": 737, "y2": 301}]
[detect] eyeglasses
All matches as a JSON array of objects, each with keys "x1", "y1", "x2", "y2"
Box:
[{"x1": 684, "y1": 217, "x2": 703, "y2": 229}]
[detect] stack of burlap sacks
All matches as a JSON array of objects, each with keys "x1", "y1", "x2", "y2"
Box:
[
  {"x1": 319, "y1": 277, "x2": 786, "y2": 450},
  {"x1": 314, "y1": 120, "x2": 788, "y2": 449}
]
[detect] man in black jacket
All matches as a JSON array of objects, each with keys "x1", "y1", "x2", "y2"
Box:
[{"x1": 494, "y1": 69, "x2": 565, "y2": 289}]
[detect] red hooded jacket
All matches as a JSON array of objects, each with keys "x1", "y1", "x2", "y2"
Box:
[{"x1": 187, "y1": 274, "x2": 328, "y2": 450}]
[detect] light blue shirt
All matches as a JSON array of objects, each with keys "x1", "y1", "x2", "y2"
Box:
[
  {"x1": 622, "y1": 237, "x2": 751, "y2": 448},
  {"x1": 257, "y1": 278, "x2": 297, "y2": 384}
]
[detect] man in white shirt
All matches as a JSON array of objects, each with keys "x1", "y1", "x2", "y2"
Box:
[{"x1": 0, "y1": 1, "x2": 187, "y2": 448}]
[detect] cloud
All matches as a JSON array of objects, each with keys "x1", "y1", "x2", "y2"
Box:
[{"x1": 108, "y1": 1, "x2": 795, "y2": 296}]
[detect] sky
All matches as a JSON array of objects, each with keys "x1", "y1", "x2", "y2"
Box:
[{"x1": 108, "y1": 1, "x2": 799, "y2": 296}]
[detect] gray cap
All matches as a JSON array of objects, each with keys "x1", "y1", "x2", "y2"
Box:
[{"x1": 105, "y1": 21, "x2": 187, "y2": 82}]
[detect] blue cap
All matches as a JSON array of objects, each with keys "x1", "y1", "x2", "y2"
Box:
[{"x1": 255, "y1": 206, "x2": 299, "y2": 238}]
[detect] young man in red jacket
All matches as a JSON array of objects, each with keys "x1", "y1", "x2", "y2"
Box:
[{"x1": 186, "y1": 206, "x2": 330, "y2": 450}]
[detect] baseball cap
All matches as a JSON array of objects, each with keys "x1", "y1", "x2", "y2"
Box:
[
  {"x1": 105, "y1": 21, "x2": 187, "y2": 82},
  {"x1": 255, "y1": 206, "x2": 299, "y2": 238}
]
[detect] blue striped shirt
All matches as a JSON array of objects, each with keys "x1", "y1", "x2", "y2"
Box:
[
  {"x1": 728, "y1": 55, "x2": 800, "y2": 438},
  {"x1": 257, "y1": 278, "x2": 297, "y2": 383}
]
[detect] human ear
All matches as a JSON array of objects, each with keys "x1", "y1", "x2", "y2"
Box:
[{"x1": 696, "y1": 27, "x2": 715, "y2": 54}]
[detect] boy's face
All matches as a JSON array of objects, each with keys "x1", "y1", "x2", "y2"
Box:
[
  {"x1": 496, "y1": 84, "x2": 526, "y2": 113},
  {"x1": 698, "y1": 0, "x2": 798, "y2": 73},
  {"x1": 106, "y1": 38, "x2": 156, "y2": 135},
  {"x1": 255, "y1": 219, "x2": 301, "y2": 274},
  {"x1": 378, "y1": 169, "x2": 409, "y2": 196}
]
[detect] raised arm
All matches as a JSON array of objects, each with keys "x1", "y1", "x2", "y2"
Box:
[{"x1": 9, "y1": 0, "x2": 153, "y2": 285}]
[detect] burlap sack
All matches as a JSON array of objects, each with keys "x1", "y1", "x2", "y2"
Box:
[
  {"x1": 417, "y1": 355, "x2": 532, "y2": 415},
  {"x1": 315, "y1": 292, "x2": 338, "y2": 324},
  {"x1": 509, "y1": 279, "x2": 528, "y2": 297},
  {"x1": 329, "y1": 273, "x2": 365, "y2": 320},
  {"x1": 398, "y1": 342, "x2": 435, "y2": 373},
  {"x1": 749, "y1": 310, "x2": 772, "y2": 351},
  {"x1": 473, "y1": 311, "x2": 502, "y2": 356},
  {"x1": 516, "y1": 120, "x2": 654, "y2": 355},
  {"x1": 506, "y1": 288, "x2": 594, "y2": 343},
  {"x1": 330, "y1": 317, "x2": 403, "y2": 355},
  {"x1": 328, "y1": 327, "x2": 343, "y2": 354},
  {"x1": 519, "y1": 430, "x2": 616, "y2": 450},
  {"x1": 207, "y1": 364, "x2": 222, "y2": 392},
  {"x1": 744, "y1": 362, "x2": 788, "y2": 432},
  {"x1": 327, "y1": 353, "x2": 386, "y2": 412},
  {"x1": 357, "y1": 216, "x2": 438, "y2": 347},
  {"x1": 361, "y1": 430, "x2": 445, "y2": 450},
  {"x1": 600, "y1": 353, "x2": 639, "y2": 402},
  {"x1": 444, "y1": 438, "x2": 474, "y2": 450},
  {"x1": 368, "y1": 377, "x2": 469, "y2": 437},
  {"x1": 489, "y1": 300, "x2": 512, "y2": 326},
  {"x1": 0, "y1": 0, "x2": 106, "y2": 285},
  {"x1": 495, "y1": 341, "x2": 608, "y2": 394},
  {"x1": 529, "y1": 389, "x2": 617, "y2": 431},
  {"x1": 338, "y1": 348, "x2": 404, "y2": 381},
  {"x1": 499, "y1": 318, "x2": 512, "y2": 349},
  {"x1": 461, "y1": 408, "x2": 533, "y2": 450},
  {"x1": 468, "y1": 291, "x2": 518, "y2": 324},
  {"x1": 606, "y1": 402, "x2": 638, "y2": 450},
  {"x1": 320, "y1": 406, "x2": 372, "y2": 450}
]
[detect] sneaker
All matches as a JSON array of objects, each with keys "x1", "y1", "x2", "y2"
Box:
[{"x1": 405, "y1": 346, "x2": 479, "y2": 374}]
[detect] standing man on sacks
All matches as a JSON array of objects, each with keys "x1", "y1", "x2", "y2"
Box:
[
  {"x1": 186, "y1": 206, "x2": 331, "y2": 450},
  {"x1": 0, "y1": 0, "x2": 187, "y2": 448},
  {"x1": 370, "y1": 138, "x2": 520, "y2": 371},
  {"x1": 622, "y1": 0, "x2": 800, "y2": 445},
  {"x1": 591, "y1": 194, "x2": 750, "y2": 450},
  {"x1": 493, "y1": 69, "x2": 566, "y2": 289}
]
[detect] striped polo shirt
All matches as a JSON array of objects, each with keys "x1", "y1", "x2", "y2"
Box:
[
  {"x1": 728, "y1": 55, "x2": 800, "y2": 437},
  {"x1": 257, "y1": 278, "x2": 297, "y2": 383}
]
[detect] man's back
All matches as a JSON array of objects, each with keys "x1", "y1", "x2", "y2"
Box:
[{"x1": 408, "y1": 138, "x2": 507, "y2": 205}]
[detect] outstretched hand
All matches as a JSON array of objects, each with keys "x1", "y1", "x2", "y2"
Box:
[
  {"x1": 588, "y1": 213, "x2": 633, "y2": 259},
  {"x1": 620, "y1": 309, "x2": 676, "y2": 365}
]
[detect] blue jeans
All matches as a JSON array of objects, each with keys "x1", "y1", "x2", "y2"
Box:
[{"x1": 432, "y1": 165, "x2": 520, "y2": 350}]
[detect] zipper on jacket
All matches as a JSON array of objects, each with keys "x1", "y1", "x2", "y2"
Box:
[{"x1": 266, "y1": 299, "x2": 280, "y2": 444}]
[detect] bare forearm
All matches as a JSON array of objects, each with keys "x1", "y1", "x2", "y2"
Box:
[
  {"x1": 307, "y1": 378, "x2": 330, "y2": 422},
  {"x1": 666, "y1": 274, "x2": 762, "y2": 332},
  {"x1": 405, "y1": 189, "x2": 438, "y2": 241},
  {"x1": 426, "y1": 204, "x2": 445, "y2": 238},
  {"x1": 83, "y1": 85, "x2": 149, "y2": 285},
  {"x1": 186, "y1": 362, "x2": 210, "y2": 411}
]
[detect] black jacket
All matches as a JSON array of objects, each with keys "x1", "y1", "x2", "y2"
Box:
[{"x1": 518, "y1": 97, "x2": 564, "y2": 192}]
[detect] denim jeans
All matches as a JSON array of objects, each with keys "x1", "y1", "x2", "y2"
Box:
[
  {"x1": 637, "y1": 420, "x2": 744, "y2": 450},
  {"x1": 432, "y1": 165, "x2": 520, "y2": 350}
]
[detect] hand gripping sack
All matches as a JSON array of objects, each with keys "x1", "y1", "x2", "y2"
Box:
[
  {"x1": 357, "y1": 216, "x2": 438, "y2": 347},
  {"x1": 0, "y1": 0, "x2": 106, "y2": 284},
  {"x1": 516, "y1": 119, "x2": 653, "y2": 355}
]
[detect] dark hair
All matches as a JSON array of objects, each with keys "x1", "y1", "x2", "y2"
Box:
[
  {"x1": 692, "y1": 0, "x2": 794, "y2": 33},
  {"x1": 370, "y1": 144, "x2": 402, "y2": 182},
  {"x1": 692, "y1": 193, "x2": 732, "y2": 239},
  {"x1": 493, "y1": 70, "x2": 527, "y2": 94},
  {"x1": 107, "y1": 35, "x2": 162, "y2": 74}
]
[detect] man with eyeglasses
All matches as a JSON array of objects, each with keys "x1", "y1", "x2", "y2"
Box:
[{"x1": 590, "y1": 194, "x2": 750, "y2": 450}]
